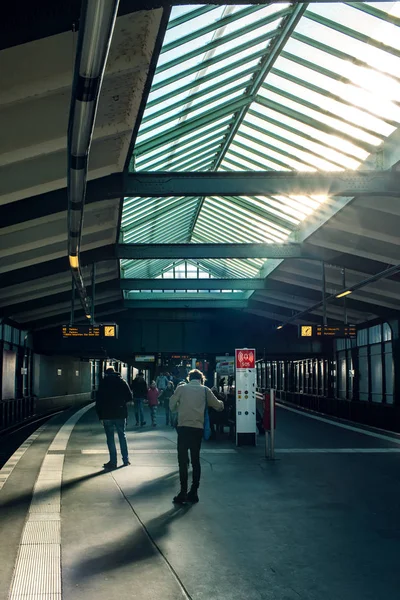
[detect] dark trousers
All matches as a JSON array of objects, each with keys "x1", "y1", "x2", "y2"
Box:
[
  {"x1": 103, "y1": 419, "x2": 128, "y2": 465},
  {"x1": 177, "y1": 426, "x2": 203, "y2": 493}
]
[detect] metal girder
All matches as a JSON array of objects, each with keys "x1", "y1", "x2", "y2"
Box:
[
  {"x1": 126, "y1": 171, "x2": 400, "y2": 198},
  {"x1": 21, "y1": 300, "x2": 124, "y2": 331},
  {"x1": 117, "y1": 243, "x2": 313, "y2": 260},
  {"x1": 133, "y1": 1, "x2": 392, "y2": 7},
  {"x1": 1, "y1": 280, "x2": 120, "y2": 319},
  {"x1": 121, "y1": 278, "x2": 268, "y2": 290},
  {"x1": 124, "y1": 299, "x2": 248, "y2": 309},
  {"x1": 1, "y1": 174, "x2": 123, "y2": 229},
  {"x1": 276, "y1": 263, "x2": 400, "y2": 328},
  {"x1": 0, "y1": 245, "x2": 115, "y2": 288}
]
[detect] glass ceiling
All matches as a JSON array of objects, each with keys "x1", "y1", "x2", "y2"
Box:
[{"x1": 121, "y1": 2, "x2": 400, "y2": 300}]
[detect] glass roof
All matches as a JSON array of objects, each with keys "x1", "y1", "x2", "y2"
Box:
[
  {"x1": 121, "y1": 2, "x2": 400, "y2": 299},
  {"x1": 124, "y1": 260, "x2": 247, "y2": 299}
]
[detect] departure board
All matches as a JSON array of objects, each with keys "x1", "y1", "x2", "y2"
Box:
[
  {"x1": 300, "y1": 324, "x2": 356, "y2": 339},
  {"x1": 62, "y1": 323, "x2": 118, "y2": 339}
]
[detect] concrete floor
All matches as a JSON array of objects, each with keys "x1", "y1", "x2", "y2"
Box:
[{"x1": 2, "y1": 404, "x2": 400, "y2": 599}]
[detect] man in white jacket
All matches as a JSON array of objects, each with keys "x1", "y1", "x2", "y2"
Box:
[{"x1": 169, "y1": 369, "x2": 224, "y2": 504}]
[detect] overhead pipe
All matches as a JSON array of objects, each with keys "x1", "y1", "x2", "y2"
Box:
[{"x1": 67, "y1": 0, "x2": 120, "y2": 318}]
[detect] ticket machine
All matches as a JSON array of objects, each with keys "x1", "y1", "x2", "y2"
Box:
[{"x1": 235, "y1": 348, "x2": 257, "y2": 446}]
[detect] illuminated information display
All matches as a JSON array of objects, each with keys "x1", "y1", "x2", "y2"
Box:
[
  {"x1": 300, "y1": 324, "x2": 356, "y2": 339},
  {"x1": 62, "y1": 323, "x2": 118, "y2": 339}
]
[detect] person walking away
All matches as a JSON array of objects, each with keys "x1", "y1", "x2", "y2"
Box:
[
  {"x1": 131, "y1": 372, "x2": 148, "y2": 427},
  {"x1": 210, "y1": 386, "x2": 227, "y2": 438},
  {"x1": 147, "y1": 381, "x2": 160, "y2": 427},
  {"x1": 156, "y1": 372, "x2": 169, "y2": 393},
  {"x1": 170, "y1": 369, "x2": 224, "y2": 504},
  {"x1": 95, "y1": 367, "x2": 133, "y2": 470},
  {"x1": 159, "y1": 380, "x2": 175, "y2": 426}
]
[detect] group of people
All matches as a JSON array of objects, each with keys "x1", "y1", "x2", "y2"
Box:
[
  {"x1": 131, "y1": 371, "x2": 177, "y2": 428},
  {"x1": 95, "y1": 367, "x2": 224, "y2": 504}
]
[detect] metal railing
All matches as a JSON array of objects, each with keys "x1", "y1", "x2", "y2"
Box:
[{"x1": 0, "y1": 397, "x2": 36, "y2": 432}]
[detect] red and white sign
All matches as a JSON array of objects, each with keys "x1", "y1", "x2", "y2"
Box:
[{"x1": 235, "y1": 348, "x2": 255, "y2": 369}]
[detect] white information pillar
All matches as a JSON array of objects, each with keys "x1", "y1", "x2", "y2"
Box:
[{"x1": 235, "y1": 348, "x2": 257, "y2": 446}]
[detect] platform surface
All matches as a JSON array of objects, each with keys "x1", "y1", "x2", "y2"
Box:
[{"x1": 1, "y1": 403, "x2": 400, "y2": 600}]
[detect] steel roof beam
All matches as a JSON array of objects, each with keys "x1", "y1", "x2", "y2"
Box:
[
  {"x1": 117, "y1": 243, "x2": 314, "y2": 260},
  {"x1": 121, "y1": 278, "x2": 269, "y2": 290},
  {"x1": 133, "y1": 1, "x2": 388, "y2": 9},
  {"x1": 0, "y1": 245, "x2": 116, "y2": 288},
  {"x1": 276, "y1": 262, "x2": 400, "y2": 328},
  {"x1": 0, "y1": 280, "x2": 120, "y2": 319},
  {"x1": 126, "y1": 171, "x2": 400, "y2": 198},
  {"x1": 0, "y1": 174, "x2": 123, "y2": 229},
  {"x1": 124, "y1": 299, "x2": 248, "y2": 309}
]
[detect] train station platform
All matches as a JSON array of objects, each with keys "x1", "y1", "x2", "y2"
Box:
[{"x1": 1, "y1": 404, "x2": 400, "y2": 600}]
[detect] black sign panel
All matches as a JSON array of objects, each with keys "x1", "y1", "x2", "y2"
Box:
[
  {"x1": 62, "y1": 323, "x2": 118, "y2": 339},
  {"x1": 299, "y1": 324, "x2": 356, "y2": 339}
]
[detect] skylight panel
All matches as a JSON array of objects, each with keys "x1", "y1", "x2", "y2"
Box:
[
  {"x1": 267, "y1": 71, "x2": 395, "y2": 138},
  {"x1": 250, "y1": 101, "x2": 369, "y2": 160},
  {"x1": 257, "y1": 86, "x2": 383, "y2": 146},
  {"x1": 307, "y1": 3, "x2": 400, "y2": 49},
  {"x1": 122, "y1": 2, "x2": 400, "y2": 291},
  {"x1": 163, "y1": 6, "x2": 224, "y2": 47}
]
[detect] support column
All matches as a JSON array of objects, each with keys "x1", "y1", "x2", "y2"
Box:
[
  {"x1": 342, "y1": 268, "x2": 348, "y2": 325},
  {"x1": 70, "y1": 277, "x2": 75, "y2": 326},
  {"x1": 91, "y1": 263, "x2": 96, "y2": 325},
  {"x1": 322, "y1": 261, "x2": 327, "y2": 326}
]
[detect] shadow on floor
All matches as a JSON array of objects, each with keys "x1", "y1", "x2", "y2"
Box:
[
  {"x1": 120, "y1": 469, "x2": 179, "y2": 500},
  {"x1": 0, "y1": 469, "x2": 107, "y2": 513},
  {"x1": 74, "y1": 504, "x2": 191, "y2": 578}
]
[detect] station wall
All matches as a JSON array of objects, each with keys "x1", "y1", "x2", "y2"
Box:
[{"x1": 33, "y1": 354, "x2": 91, "y2": 399}]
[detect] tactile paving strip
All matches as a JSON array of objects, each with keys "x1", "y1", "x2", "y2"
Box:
[
  {"x1": 8, "y1": 403, "x2": 94, "y2": 600},
  {"x1": 10, "y1": 545, "x2": 61, "y2": 596},
  {"x1": 22, "y1": 521, "x2": 60, "y2": 545}
]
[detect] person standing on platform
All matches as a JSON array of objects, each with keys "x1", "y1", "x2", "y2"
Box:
[
  {"x1": 95, "y1": 367, "x2": 132, "y2": 470},
  {"x1": 159, "y1": 380, "x2": 175, "y2": 426},
  {"x1": 170, "y1": 369, "x2": 224, "y2": 504},
  {"x1": 132, "y1": 372, "x2": 148, "y2": 427},
  {"x1": 156, "y1": 372, "x2": 169, "y2": 393},
  {"x1": 147, "y1": 381, "x2": 160, "y2": 427}
]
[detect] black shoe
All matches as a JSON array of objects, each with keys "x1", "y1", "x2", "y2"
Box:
[
  {"x1": 141, "y1": 421, "x2": 146, "y2": 427},
  {"x1": 152, "y1": 423, "x2": 157, "y2": 427},
  {"x1": 187, "y1": 488, "x2": 199, "y2": 503},
  {"x1": 135, "y1": 422, "x2": 139, "y2": 427},
  {"x1": 173, "y1": 491, "x2": 188, "y2": 505},
  {"x1": 103, "y1": 461, "x2": 117, "y2": 470},
  {"x1": 123, "y1": 460, "x2": 131, "y2": 467}
]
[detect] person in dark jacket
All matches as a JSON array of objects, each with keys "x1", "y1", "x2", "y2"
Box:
[
  {"x1": 96, "y1": 367, "x2": 133, "y2": 470},
  {"x1": 159, "y1": 380, "x2": 175, "y2": 426},
  {"x1": 131, "y1": 372, "x2": 148, "y2": 427}
]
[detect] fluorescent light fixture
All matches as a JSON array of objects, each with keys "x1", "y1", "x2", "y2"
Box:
[
  {"x1": 336, "y1": 290, "x2": 352, "y2": 299},
  {"x1": 69, "y1": 255, "x2": 79, "y2": 269},
  {"x1": 277, "y1": 325, "x2": 284, "y2": 330}
]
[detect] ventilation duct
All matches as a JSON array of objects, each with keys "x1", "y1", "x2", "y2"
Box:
[{"x1": 67, "y1": 0, "x2": 120, "y2": 318}]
